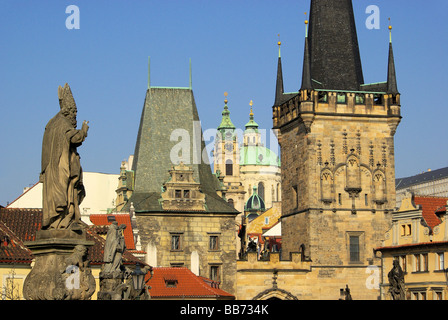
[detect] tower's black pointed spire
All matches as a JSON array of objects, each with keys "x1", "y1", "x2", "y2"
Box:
[
  {"x1": 387, "y1": 25, "x2": 398, "y2": 95},
  {"x1": 300, "y1": 19, "x2": 312, "y2": 91},
  {"x1": 274, "y1": 37, "x2": 284, "y2": 105},
  {"x1": 308, "y1": 0, "x2": 364, "y2": 91}
]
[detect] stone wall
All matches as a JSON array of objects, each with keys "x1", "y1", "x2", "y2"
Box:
[
  {"x1": 136, "y1": 212, "x2": 237, "y2": 294},
  {"x1": 237, "y1": 252, "x2": 381, "y2": 300}
]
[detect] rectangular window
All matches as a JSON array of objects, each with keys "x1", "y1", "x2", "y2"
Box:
[
  {"x1": 318, "y1": 92, "x2": 328, "y2": 103},
  {"x1": 355, "y1": 94, "x2": 365, "y2": 105},
  {"x1": 209, "y1": 235, "x2": 219, "y2": 251},
  {"x1": 414, "y1": 254, "x2": 421, "y2": 272},
  {"x1": 210, "y1": 265, "x2": 220, "y2": 282},
  {"x1": 437, "y1": 252, "x2": 445, "y2": 271},
  {"x1": 165, "y1": 280, "x2": 178, "y2": 288},
  {"x1": 338, "y1": 193, "x2": 342, "y2": 205},
  {"x1": 400, "y1": 255, "x2": 407, "y2": 273},
  {"x1": 171, "y1": 234, "x2": 182, "y2": 251},
  {"x1": 175, "y1": 190, "x2": 182, "y2": 199},
  {"x1": 183, "y1": 190, "x2": 190, "y2": 198},
  {"x1": 349, "y1": 235, "x2": 360, "y2": 262},
  {"x1": 422, "y1": 253, "x2": 428, "y2": 272},
  {"x1": 225, "y1": 160, "x2": 233, "y2": 176},
  {"x1": 337, "y1": 93, "x2": 346, "y2": 104},
  {"x1": 401, "y1": 224, "x2": 412, "y2": 236}
]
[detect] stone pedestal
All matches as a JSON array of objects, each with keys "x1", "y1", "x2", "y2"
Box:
[
  {"x1": 98, "y1": 272, "x2": 130, "y2": 300},
  {"x1": 23, "y1": 228, "x2": 96, "y2": 300}
]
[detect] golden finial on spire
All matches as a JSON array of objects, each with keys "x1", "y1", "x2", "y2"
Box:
[
  {"x1": 224, "y1": 91, "x2": 228, "y2": 104},
  {"x1": 277, "y1": 34, "x2": 281, "y2": 57},
  {"x1": 304, "y1": 12, "x2": 309, "y2": 37},
  {"x1": 249, "y1": 100, "x2": 254, "y2": 117},
  {"x1": 388, "y1": 18, "x2": 392, "y2": 43}
]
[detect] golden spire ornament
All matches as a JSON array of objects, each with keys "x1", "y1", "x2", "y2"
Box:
[
  {"x1": 388, "y1": 18, "x2": 392, "y2": 43},
  {"x1": 277, "y1": 34, "x2": 281, "y2": 58},
  {"x1": 305, "y1": 12, "x2": 309, "y2": 37}
]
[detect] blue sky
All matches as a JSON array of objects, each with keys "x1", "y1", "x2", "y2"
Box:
[{"x1": 0, "y1": 0, "x2": 447, "y2": 206}]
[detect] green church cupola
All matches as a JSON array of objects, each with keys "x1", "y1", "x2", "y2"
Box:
[
  {"x1": 217, "y1": 92, "x2": 236, "y2": 138},
  {"x1": 244, "y1": 186, "x2": 266, "y2": 222},
  {"x1": 245, "y1": 100, "x2": 259, "y2": 131},
  {"x1": 244, "y1": 100, "x2": 261, "y2": 146}
]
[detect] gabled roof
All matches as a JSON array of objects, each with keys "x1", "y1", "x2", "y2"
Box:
[
  {"x1": 413, "y1": 195, "x2": 447, "y2": 230},
  {"x1": 146, "y1": 267, "x2": 234, "y2": 300}
]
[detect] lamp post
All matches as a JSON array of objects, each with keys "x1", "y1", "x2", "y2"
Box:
[
  {"x1": 132, "y1": 263, "x2": 146, "y2": 291},
  {"x1": 131, "y1": 263, "x2": 149, "y2": 300}
]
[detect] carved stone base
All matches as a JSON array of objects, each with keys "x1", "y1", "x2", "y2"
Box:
[
  {"x1": 23, "y1": 229, "x2": 96, "y2": 300},
  {"x1": 98, "y1": 272, "x2": 130, "y2": 300}
]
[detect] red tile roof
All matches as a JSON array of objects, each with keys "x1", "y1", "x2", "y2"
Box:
[
  {"x1": 90, "y1": 214, "x2": 136, "y2": 250},
  {"x1": 413, "y1": 195, "x2": 448, "y2": 230},
  {"x1": 0, "y1": 220, "x2": 33, "y2": 264},
  {"x1": 0, "y1": 208, "x2": 42, "y2": 242},
  {"x1": 146, "y1": 267, "x2": 234, "y2": 300},
  {"x1": 0, "y1": 208, "x2": 143, "y2": 266}
]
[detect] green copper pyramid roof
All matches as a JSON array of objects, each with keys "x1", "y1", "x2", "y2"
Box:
[{"x1": 124, "y1": 87, "x2": 238, "y2": 215}]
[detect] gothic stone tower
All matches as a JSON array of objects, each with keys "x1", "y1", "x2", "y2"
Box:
[
  {"x1": 273, "y1": 0, "x2": 401, "y2": 297},
  {"x1": 124, "y1": 74, "x2": 239, "y2": 294}
]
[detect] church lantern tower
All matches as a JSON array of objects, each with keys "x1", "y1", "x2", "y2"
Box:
[{"x1": 213, "y1": 92, "x2": 245, "y2": 214}]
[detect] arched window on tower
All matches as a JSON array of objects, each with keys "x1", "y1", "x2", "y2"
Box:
[
  {"x1": 226, "y1": 159, "x2": 233, "y2": 176},
  {"x1": 258, "y1": 182, "x2": 265, "y2": 202}
]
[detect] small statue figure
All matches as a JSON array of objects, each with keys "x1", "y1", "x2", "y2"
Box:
[
  {"x1": 339, "y1": 285, "x2": 352, "y2": 300},
  {"x1": 40, "y1": 83, "x2": 89, "y2": 230},
  {"x1": 103, "y1": 222, "x2": 127, "y2": 276},
  {"x1": 388, "y1": 260, "x2": 406, "y2": 300},
  {"x1": 247, "y1": 239, "x2": 257, "y2": 253}
]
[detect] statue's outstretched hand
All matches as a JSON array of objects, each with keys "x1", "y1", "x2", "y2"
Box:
[{"x1": 82, "y1": 120, "x2": 89, "y2": 136}]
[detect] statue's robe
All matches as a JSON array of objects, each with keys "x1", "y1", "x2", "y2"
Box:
[
  {"x1": 41, "y1": 111, "x2": 86, "y2": 229},
  {"x1": 103, "y1": 223, "x2": 126, "y2": 274}
]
